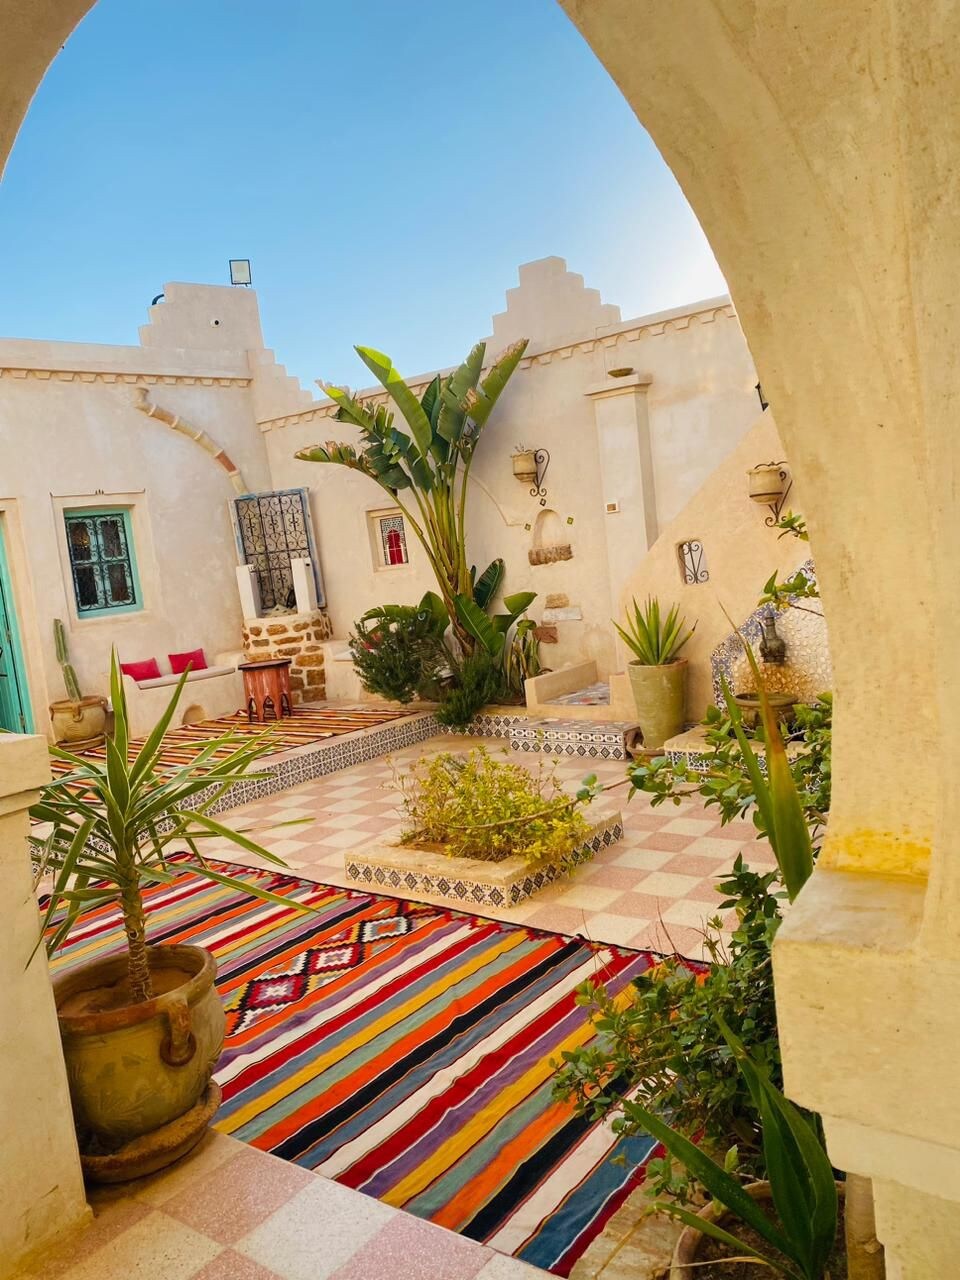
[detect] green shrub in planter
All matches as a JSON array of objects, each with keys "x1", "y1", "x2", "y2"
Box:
[{"x1": 349, "y1": 592, "x2": 449, "y2": 703}]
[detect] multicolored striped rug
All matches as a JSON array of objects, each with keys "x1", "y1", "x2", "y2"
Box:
[
  {"x1": 50, "y1": 704, "x2": 415, "y2": 778},
  {"x1": 48, "y1": 859, "x2": 662, "y2": 1276}
]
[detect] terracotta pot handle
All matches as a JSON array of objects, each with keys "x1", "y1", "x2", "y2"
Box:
[{"x1": 159, "y1": 991, "x2": 197, "y2": 1067}]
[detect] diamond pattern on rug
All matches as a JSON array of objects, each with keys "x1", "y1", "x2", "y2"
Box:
[{"x1": 45, "y1": 858, "x2": 694, "y2": 1278}]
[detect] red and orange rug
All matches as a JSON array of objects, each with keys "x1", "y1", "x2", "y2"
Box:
[{"x1": 48, "y1": 858, "x2": 667, "y2": 1276}]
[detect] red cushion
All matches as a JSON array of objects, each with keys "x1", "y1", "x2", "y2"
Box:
[
  {"x1": 168, "y1": 648, "x2": 207, "y2": 675},
  {"x1": 120, "y1": 658, "x2": 161, "y2": 682}
]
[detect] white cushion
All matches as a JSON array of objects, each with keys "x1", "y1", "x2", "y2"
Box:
[{"x1": 135, "y1": 664, "x2": 235, "y2": 690}]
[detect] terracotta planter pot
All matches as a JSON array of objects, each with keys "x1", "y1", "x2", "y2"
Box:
[
  {"x1": 512, "y1": 450, "x2": 538, "y2": 484},
  {"x1": 747, "y1": 463, "x2": 786, "y2": 504},
  {"x1": 671, "y1": 1180, "x2": 845, "y2": 1278},
  {"x1": 49, "y1": 695, "x2": 107, "y2": 745},
  {"x1": 627, "y1": 658, "x2": 687, "y2": 750},
  {"x1": 53, "y1": 944, "x2": 225, "y2": 1166}
]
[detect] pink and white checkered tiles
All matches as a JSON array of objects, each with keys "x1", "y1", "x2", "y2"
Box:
[{"x1": 202, "y1": 736, "x2": 776, "y2": 961}]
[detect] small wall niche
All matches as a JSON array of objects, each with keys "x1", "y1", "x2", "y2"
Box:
[{"x1": 528, "y1": 508, "x2": 573, "y2": 566}]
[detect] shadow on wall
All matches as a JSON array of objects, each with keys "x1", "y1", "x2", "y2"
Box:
[{"x1": 618, "y1": 411, "x2": 826, "y2": 719}]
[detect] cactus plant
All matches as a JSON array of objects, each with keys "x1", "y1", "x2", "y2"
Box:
[{"x1": 54, "y1": 617, "x2": 82, "y2": 701}]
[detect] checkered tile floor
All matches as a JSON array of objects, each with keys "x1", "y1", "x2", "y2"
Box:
[{"x1": 199, "y1": 736, "x2": 775, "y2": 959}]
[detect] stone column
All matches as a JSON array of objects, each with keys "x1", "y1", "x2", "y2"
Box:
[
  {"x1": 586, "y1": 374, "x2": 658, "y2": 620},
  {"x1": 0, "y1": 734, "x2": 89, "y2": 1275}
]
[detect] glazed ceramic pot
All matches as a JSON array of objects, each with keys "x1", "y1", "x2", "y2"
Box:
[
  {"x1": 627, "y1": 659, "x2": 687, "y2": 750},
  {"x1": 49, "y1": 695, "x2": 107, "y2": 745},
  {"x1": 53, "y1": 944, "x2": 225, "y2": 1155}
]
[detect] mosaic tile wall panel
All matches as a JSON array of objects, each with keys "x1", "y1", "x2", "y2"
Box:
[
  {"x1": 710, "y1": 559, "x2": 831, "y2": 708},
  {"x1": 448, "y1": 712, "x2": 528, "y2": 739},
  {"x1": 510, "y1": 719, "x2": 632, "y2": 761},
  {"x1": 183, "y1": 712, "x2": 441, "y2": 817},
  {"x1": 345, "y1": 816, "x2": 625, "y2": 908}
]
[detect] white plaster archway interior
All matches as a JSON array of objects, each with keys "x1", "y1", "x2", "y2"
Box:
[{"x1": 3, "y1": 3, "x2": 960, "y2": 1274}]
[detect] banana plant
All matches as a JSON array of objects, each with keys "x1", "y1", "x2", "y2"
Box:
[
  {"x1": 296, "y1": 340, "x2": 528, "y2": 652},
  {"x1": 454, "y1": 589, "x2": 537, "y2": 694}
]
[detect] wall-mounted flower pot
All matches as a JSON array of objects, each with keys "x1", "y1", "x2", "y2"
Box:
[
  {"x1": 512, "y1": 450, "x2": 538, "y2": 484},
  {"x1": 627, "y1": 659, "x2": 687, "y2": 750},
  {"x1": 747, "y1": 463, "x2": 786, "y2": 504}
]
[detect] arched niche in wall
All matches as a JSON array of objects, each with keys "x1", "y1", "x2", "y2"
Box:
[{"x1": 528, "y1": 508, "x2": 573, "y2": 566}]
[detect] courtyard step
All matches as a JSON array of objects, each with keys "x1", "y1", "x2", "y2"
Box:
[{"x1": 509, "y1": 717, "x2": 638, "y2": 761}]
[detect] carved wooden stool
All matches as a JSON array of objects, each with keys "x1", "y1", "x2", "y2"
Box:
[{"x1": 238, "y1": 659, "x2": 293, "y2": 724}]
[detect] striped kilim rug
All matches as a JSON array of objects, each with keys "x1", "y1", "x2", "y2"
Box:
[
  {"x1": 50, "y1": 704, "x2": 414, "y2": 778},
  {"x1": 48, "y1": 860, "x2": 662, "y2": 1276}
]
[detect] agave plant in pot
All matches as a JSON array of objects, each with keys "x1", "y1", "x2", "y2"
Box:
[
  {"x1": 33, "y1": 652, "x2": 303, "y2": 1183},
  {"x1": 614, "y1": 597, "x2": 695, "y2": 750}
]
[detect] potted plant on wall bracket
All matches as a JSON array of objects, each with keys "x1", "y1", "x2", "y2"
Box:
[
  {"x1": 33, "y1": 652, "x2": 306, "y2": 1183},
  {"x1": 614, "y1": 597, "x2": 695, "y2": 749},
  {"x1": 48, "y1": 618, "x2": 108, "y2": 746}
]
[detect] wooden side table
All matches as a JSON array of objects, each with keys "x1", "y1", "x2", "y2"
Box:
[{"x1": 238, "y1": 659, "x2": 293, "y2": 724}]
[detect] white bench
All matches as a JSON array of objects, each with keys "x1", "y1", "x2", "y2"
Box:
[{"x1": 119, "y1": 651, "x2": 245, "y2": 737}]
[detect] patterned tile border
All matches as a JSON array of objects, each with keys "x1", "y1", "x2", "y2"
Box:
[
  {"x1": 183, "y1": 712, "x2": 441, "y2": 817},
  {"x1": 510, "y1": 719, "x2": 634, "y2": 761},
  {"x1": 344, "y1": 814, "x2": 625, "y2": 908},
  {"x1": 449, "y1": 711, "x2": 528, "y2": 739}
]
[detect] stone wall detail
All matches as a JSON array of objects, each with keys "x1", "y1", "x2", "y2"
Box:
[{"x1": 242, "y1": 608, "x2": 333, "y2": 704}]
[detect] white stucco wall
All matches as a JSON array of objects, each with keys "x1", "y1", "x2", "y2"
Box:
[
  {"x1": 0, "y1": 286, "x2": 271, "y2": 727},
  {"x1": 259, "y1": 257, "x2": 759, "y2": 676},
  {"x1": 0, "y1": 262, "x2": 758, "y2": 731}
]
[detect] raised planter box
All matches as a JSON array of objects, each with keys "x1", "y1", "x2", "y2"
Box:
[{"x1": 344, "y1": 812, "x2": 624, "y2": 908}]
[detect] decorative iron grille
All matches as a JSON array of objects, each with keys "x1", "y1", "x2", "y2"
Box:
[
  {"x1": 64, "y1": 510, "x2": 138, "y2": 613},
  {"x1": 677, "y1": 539, "x2": 709, "y2": 584},
  {"x1": 378, "y1": 514, "x2": 409, "y2": 565},
  {"x1": 233, "y1": 489, "x2": 323, "y2": 611}
]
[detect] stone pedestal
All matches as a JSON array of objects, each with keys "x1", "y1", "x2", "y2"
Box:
[
  {"x1": 0, "y1": 735, "x2": 90, "y2": 1275},
  {"x1": 241, "y1": 609, "x2": 333, "y2": 705}
]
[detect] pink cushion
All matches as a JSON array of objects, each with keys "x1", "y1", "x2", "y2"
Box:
[
  {"x1": 169, "y1": 648, "x2": 207, "y2": 675},
  {"x1": 120, "y1": 658, "x2": 161, "y2": 682}
]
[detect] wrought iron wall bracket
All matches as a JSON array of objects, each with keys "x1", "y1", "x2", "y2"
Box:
[
  {"x1": 763, "y1": 469, "x2": 793, "y2": 526},
  {"x1": 529, "y1": 448, "x2": 551, "y2": 505}
]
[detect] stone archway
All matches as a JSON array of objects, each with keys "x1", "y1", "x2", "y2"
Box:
[{"x1": 4, "y1": 3, "x2": 960, "y2": 1272}]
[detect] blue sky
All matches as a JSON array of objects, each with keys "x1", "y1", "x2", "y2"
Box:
[{"x1": 0, "y1": 0, "x2": 726, "y2": 390}]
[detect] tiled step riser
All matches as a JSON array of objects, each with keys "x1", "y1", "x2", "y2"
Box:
[{"x1": 510, "y1": 721, "x2": 633, "y2": 761}]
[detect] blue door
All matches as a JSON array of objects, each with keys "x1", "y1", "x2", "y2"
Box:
[{"x1": 0, "y1": 522, "x2": 32, "y2": 733}]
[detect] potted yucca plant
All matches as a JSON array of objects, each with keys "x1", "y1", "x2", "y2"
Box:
[
  {"x1": 33, "y1": 651, "x2": 305, "y2": 1182},
  {"x1": 614, "y1": 597, "x2": 695, "y2": 749}
]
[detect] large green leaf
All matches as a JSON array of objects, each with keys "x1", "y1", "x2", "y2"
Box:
[
  {"x1": 620, "y1": 1098, "x2": 796, "y2": 1264},
  {"x1": 502, "y1": 590, "x2": 536, "y2": 622},
  {"x1": 463, "y1": 339, "x2": 529, "y2": 428},
  {"x1": 453, "y1": 594, "x2": 505, "y2": 657},
  {"x1": 437, "y1": 343, "x2": 485, "y2": 446},
  {"x1": 356, "y1": 346, "x2": 435, "y2": 463},
  {"x1": 472, "y1": 559, "x2": 505, "y2": 611}
]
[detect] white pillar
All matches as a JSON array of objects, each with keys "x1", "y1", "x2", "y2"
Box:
[
  {"x1": 586, "y1": 374, "x2": 658, "y2": 621},
  {"x1": 235, "y1": 563, "x2": 262, "y2": 620},
  {"x1": 0, "y1": 734, "x2": 89, "y2": 1275},
  {"x1": 290, "y1": 556, "x2": 318, "y2": 614}
]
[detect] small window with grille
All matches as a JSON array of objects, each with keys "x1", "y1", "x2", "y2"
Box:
[
  {"x1": 64, "y1": 508, "x2": 142, "y2": 616},
  {"x1": 370, "y1": 509, "x2": 410, "y2": 568},
  {"x1": 677, "y1": 538, "x2": 709, "y2": 584}
]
